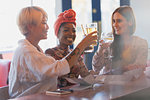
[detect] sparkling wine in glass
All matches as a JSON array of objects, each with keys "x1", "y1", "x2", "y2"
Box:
[
  {"x1": 82, "y1": 23, "x2": 97, "y2": 53},
  {"x1": 101, "y1": 32, "x2": 114, "y2": 59}
]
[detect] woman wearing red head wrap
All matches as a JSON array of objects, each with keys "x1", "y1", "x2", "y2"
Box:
[
  {"x1": 45, "y1": 9, "x2": 95, "y2": 87},
  {"x1": 54, "y1": 9, "x2": 76, "y2": 37}
]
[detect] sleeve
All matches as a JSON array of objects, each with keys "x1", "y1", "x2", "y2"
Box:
[
  {"x1": 77, "y1": 56, "x2": 90, "y2": 77},
  {"x1": 23, "y1": 50, "x2": 70, "y2": 81},
  {"x1": 92, "y1": 45, "x2": 106, "y2": 73},
  {"x1": 126, "y1": 38, "x2": 148, "y2": 70},
  {"x1": 133, "y1": 39, "x2": 148, "y2": 66},
  {"x1": 45, "y1": 48, "x2": 54, "y2": 56}
]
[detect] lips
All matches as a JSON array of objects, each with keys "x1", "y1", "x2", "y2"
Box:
[
  {"x1": 114, "y1": 27, "x2": 119, "y2": 31},
  {"x1": 43, "y1": 31, "x2": 48, "y2": 37},
  {"x1": 67, "y1": 37, "x2": 73, "y2": 42},
  {"x1": 45, "y1": 30, "x2": 48, "y2": 33},
  {"x1": 114, "y1": 27, "x2": 120, "y2": 33}
]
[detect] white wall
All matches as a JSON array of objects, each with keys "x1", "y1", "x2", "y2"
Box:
[
  {"x1": 101, "y1": 0, "x2": 119, "y2": 34},
  {"x1": 131, "y1": 0, "x2": 150, "y2": 48}
]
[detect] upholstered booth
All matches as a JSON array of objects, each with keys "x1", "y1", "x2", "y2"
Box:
[
  {"x1": 147, "y1": 60, "x2": 150, "y2": 67},
  {"x1": 0, "y1": 86, "x2": 9, "y2": 100},
  {"x1": 0, "y1": 59, "x2": 11, "y2": 87}
]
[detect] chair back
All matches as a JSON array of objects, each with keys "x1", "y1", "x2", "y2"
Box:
[
  {"x1": 147, "y1": 60, "x2": 150, "y2": 67},
  {"x1": 0, "y1": 59, "x2": 11, "y2": 87},
  {"x1": 0, "y1": 86, "x2": 9, "y2": 100}
]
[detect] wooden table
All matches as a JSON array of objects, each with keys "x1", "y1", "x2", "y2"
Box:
[{"x1": 9, "y1": 74, "x2": 150, "y2": 100}]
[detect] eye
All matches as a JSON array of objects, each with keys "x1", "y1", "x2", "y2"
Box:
[
  {"x1": 112, "y1": 19, "x2": 115, "y2": 23},
  {"x1": 63, "y1": 29, "x2": 69, "y2": 32},
  {"x1": 73, "y1": 29, "x2": 76, "y2": 33},
  {"x1": 42, "y1": 20, "x2": 47, "y2": 24},
  {"x1": 117, "y1": 19, "x2": 122, "y2": 23}
]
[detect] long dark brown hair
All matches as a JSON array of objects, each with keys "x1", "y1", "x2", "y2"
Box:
[{"x1": 111, "y1": 6, "x2": 136, "y2": 61}]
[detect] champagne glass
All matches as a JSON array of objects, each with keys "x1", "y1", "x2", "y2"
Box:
[
  {"x1": 99, "y1": 32, "x2": 114, "y2": 75},
  {"x1": 81, "y1": 23, "x2": 97, "y2": 53},
  {"x1": 100, "y1": 32, "x2": 114, "y2": 59}
]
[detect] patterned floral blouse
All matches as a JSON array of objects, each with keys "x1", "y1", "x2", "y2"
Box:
[
  {"x1": 45, "y1": 46, "x2": 90, "y2": 87},
  {"x1": 92, "y1": 36, "x2": 148, "y2": 74}
]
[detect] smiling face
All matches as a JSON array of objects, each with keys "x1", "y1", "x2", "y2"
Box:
[
  {"x1": 28, "y1": 15, "x2": 49, "y2": 42},
  {"x1": 32, "y1": 17, "x2": 49, "y2": 40},
  {"x1": 57, "y1": 22, "x2": 76, "y2": 47},
  {"x1": 112, "y1": 12, "x2": 131, "y2": 35}
]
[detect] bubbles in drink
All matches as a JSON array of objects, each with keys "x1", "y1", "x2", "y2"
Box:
[
  {"x1": 84, "y1": 23, "x2": 97, "y2": 53},
  {"x1": 101, "y1": 32, "x2": 114, "y2": 43},
  {"x1": 86, "y1": 28, "x2": 97, "y2": 34}
]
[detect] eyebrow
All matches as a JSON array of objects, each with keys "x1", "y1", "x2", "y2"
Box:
[
  {"x1": 42, "y1": 19, "x2": 47, "y2": 22},
  {"x1": 63, "y1": 26, "x2": 75, "y2": 29}
]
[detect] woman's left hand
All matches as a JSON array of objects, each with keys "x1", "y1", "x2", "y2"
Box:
[
  {"x1": 125, "y1": 64, "x2": 146, "y2": 71},
  {"x1": 89, "y1": 70, "x2": 99, "y2": 75}
]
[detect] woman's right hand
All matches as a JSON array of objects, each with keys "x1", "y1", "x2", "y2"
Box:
[
  {"x1": 66, "y1": 31, "x2": 97, "y2": 68},
  {"x1": 80, "y1": 31, "x2": 98, "y2": 49},
  {"x1": 99, "y1": 40, "x2": 111, "y2": 49}
]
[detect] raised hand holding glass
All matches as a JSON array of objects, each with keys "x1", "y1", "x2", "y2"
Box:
[{"x1": 81, "y1": 23, "x2": 97, "y2": 53}]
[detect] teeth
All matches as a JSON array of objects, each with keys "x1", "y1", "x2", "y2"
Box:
[
  {"x1": 67, "y1": 38, "x2": 73, "y2": 41},
  {"x1": 115, "y1": 28, "x2": 119, "y2": 31}
]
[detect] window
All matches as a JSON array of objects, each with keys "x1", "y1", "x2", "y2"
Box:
[
  {"x1": 0, "y1": 0, "x2": 30, "y2": 53},
  {"x1": 131, "y1": 0, "x2": 150, "y2": 48},
  {"x1": 0, "y1": 0, "x2": 56, "y2": 54},
  {"x1": 101, "y1": 0, "x2": 120, "y2": 33},
  {"x1": 72, "y1": 0, "x2": 92, "y2": 47},
  {"x1": 33, "y1": 0, "x2": 57, "y2": 50}
]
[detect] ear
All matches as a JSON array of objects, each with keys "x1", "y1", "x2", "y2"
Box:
[
  {"x1": 57, "y1": 32, "x2": 60, "y2": 38},
  {"x1": 26, "y1": 24, "x2": 33, "y2": 32},
  {"x1": 57, "y1": 29, "x2": 61, "y2": 38},
  {"x1": 128, "y1": 20, "x2": 132, "y2": 26}
]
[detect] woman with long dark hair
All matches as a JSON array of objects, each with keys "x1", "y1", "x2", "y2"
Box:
[{"x1": 92, "y1": 6, "x2": 148, "y2": 74}]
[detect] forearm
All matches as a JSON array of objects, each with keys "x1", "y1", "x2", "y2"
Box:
[
  {"x1": 79, "y1": 62, "x2": 90, "y2": 77},
  {"x1": 92, "y1": 47, "x2": 105, "y2": 72},
  {"x1": 65, "y1": 43, "x2": 85, "y2": 68},
  {"x1": 66, "y1": 31, "x2": 98, "y2": 69},
  {"x1": 125, "y1": 54, "x2": 148, "y2": 70}
]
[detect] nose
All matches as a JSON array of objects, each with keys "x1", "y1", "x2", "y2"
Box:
[
  {"x1": 113, "y1": 21, "x2": 118, "y2": 27},
  {"x1": 46, "y1": 24, "x2": 49, "y2": 30},
  {"x1": 70, "y1": 31, "x2": 75, "y2": 36}
]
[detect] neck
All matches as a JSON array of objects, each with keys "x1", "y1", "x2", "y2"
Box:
[
  {"x1": 58, "y1": 43, "x2": 69, "y2": 50},
  {"x1": 121, "y1": 34, "x2": 132, "y2": 49},
  {"x1": 26, "y1": 37, "x2": 39, "y2": 48}
]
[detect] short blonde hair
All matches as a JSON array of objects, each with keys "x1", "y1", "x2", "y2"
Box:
[{"x1": 17, "y1": 6, "x2": 48, "y2": 35}]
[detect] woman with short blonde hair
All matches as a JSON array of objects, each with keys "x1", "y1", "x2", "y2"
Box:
[
  {"x1": 17, "y1": 6, "x2": 48, "y2": 36},
  {"x1": 9, "y1": 6, "x2": 97, "y2": 98}
]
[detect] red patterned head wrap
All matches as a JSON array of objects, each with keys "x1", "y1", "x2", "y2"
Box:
[{"x1": 54, "y1": 9, "x2": 76, "y2": 37}]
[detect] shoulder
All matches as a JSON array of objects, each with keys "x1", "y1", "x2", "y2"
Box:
[
  {"x1": 132, "y1": 36, "x2": 147, "y2": 42},
  {"x1": 132, "y1": 36, "x2": 148, "y2": 49},
  {"x1": 17, "y1": 39, "x2": 36, "y2": 54},
  {"x1": 13, "y1": 40, "x2": 41, "y2": 61},
  {"x1": 45, "y1": 47, "x2": 58, "y2": 54},
  {"x1": 45, "y1": 48, "x2": 53, "y2": 54},
  {"x1": 132, "y1": 36, "x2": 148, "y2": 45}
]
